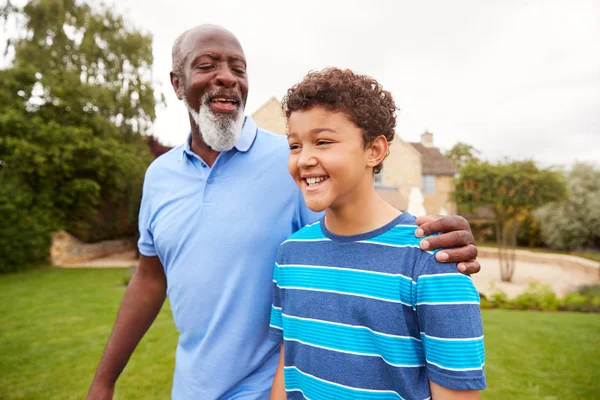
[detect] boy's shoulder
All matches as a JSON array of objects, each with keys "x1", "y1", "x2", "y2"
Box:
[{"x1": 281, "y1": 220, "x2": 326, "y2": 246}]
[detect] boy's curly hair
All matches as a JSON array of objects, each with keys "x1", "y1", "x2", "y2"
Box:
[{"x1": 282, "y1": 67, "x2": 398, "y2": 174}]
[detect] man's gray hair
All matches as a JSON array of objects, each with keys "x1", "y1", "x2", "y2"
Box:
[{"x1": 171, "y1": 29, "x2": 189, "y2": 78}]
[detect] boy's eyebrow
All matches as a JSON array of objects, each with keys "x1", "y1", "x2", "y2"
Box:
[
  {"x1": 287, "y1": 128, "x2": 338, "y2": 137},
  {"x1": 310, "y1": 128, "x2": 338, "y2": 134}
]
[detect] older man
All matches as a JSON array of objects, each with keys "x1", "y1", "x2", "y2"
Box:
[{"x1": 87, "y1": 25, "x2": 480, "y2": 400}]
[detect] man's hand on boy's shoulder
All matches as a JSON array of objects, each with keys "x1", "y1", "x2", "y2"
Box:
[{"x1": 415, "y1": 215, "x2": 480, "y2": 275}]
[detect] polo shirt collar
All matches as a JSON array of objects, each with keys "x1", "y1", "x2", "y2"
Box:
[{"x1": 182, "y1": 116, "x2": 258, "y2": 159}]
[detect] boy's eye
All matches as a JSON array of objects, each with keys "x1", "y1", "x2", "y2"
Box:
[
  {"x1": 316, "y1": 140, "x2": 332, "y2": 146},
  {"x1": 289, "y1": 143, "x2": 301, "y2": 151}
]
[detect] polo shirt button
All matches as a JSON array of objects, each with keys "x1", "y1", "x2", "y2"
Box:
[
  {"x1": 207, "y1": 178, "x2": 214, "y2": 184},
  {"x1": 201, "y1": 163, "x2": 207, "y2": 168}
]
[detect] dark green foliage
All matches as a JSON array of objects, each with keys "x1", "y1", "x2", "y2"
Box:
[
  {"x1": 453, "y1": 159, "x2": 566, "y2": 281},
  {"x1": 536, "y1": 162, "x2": 600, "y2": 251},
  {"x1": 0, "y1": 0, "x2": 160, "y2": 272}
]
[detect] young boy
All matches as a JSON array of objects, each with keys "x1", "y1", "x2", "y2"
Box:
[{"x1": 269, "y1": 68, "x2": 486, "y2": 400}]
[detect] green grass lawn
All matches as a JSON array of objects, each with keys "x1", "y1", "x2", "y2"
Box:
[{"x1": 1, "y1": 268, "x2": 599, "y2": 399}]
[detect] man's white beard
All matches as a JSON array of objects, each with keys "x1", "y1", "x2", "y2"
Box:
[{"x1": 184, "y1": 94, "x2": 245, "y2": 152}]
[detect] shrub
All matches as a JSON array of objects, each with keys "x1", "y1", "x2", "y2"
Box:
[
  {"x1": 0, "y1": 176, "x2": 55, "y2": 272},
  {"x1": 513, "y1": 284, "x2": 560, "y2": 311},
  {"x1": 561, "y1": 284, "x2": 600, "y2": 312}
]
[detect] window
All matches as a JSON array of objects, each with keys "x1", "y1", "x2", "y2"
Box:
[{"x1": 421, "y1": 175, "x2": 436, "y2": 195}]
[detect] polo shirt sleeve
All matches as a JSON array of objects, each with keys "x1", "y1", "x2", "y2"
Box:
[
  {"x1": 414, "y1": 254, "x2": 486, "y2": 391},
  {"x1": 292, "y1": 189, "x2": 322, "y2": 233},
  {"x1": 269, "y1": 249, "x2": 285, "y2": 343},
  {"x1": 137, "y1": 171, "x2": 157, "y2": 257}
]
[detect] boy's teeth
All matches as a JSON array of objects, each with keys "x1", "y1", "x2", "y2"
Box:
[{"x1": 306, "y1": 177, "x2": 326, "y2": 186}]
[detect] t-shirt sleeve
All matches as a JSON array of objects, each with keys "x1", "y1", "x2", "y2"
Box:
[
  {"x1": 414, "y1": 253, "x2": 486, "y2": 391},
  {"x1": 292, "y1": 188, "x2": 322, "y2": 233},
  {"x1": 269, "y1": 248, "x2": 285, "y2": 343},
  {"x1": 137, "y1": 170, "x2": 157, "y2": 257}
]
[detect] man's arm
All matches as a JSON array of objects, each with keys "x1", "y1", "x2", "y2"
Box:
[
  {"x1": 430, "y1": 381, "x2": 480, "y2": 400},
  {"x1": 86, "y1": 255, "x2": 167, "y2": 400},
  {"x1": 270, "y1": 344, "x2": 287, "y2": 400},
  {"x1": 415, "y1": 215, "x2": 480, "y2": 274}
]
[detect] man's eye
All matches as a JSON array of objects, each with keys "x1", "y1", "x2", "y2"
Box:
[
  {"x1": 232, "y1": 67, "x2": 246, "y2": 74},
  {"x1": 196, "y1": 64, "x2": 214, "y2": 70}
]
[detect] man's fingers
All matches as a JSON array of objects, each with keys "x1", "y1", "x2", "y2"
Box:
[
  {"x1": 415, "y1": 215, "x2": 469, "y2": 237},
  {"x1": 420, "y1": 230, "x2": 476, "y2": 252},
  {"x1": 456, "y1": 260, "x2": 481, "y2": 275},
  {"x1": 431, "y1": 243, "x2": 478, "y2": 264}
]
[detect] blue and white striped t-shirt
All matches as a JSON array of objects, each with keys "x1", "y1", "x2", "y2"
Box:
[{"x1": 269, "y1": 213, "x2": 486, "y2": 400}]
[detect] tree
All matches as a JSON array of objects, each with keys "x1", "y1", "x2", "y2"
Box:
[
  {"x1": 0, "y1": 0, "x2": 160, "y2": 271},
  {"x1": 453, "y1": 159, "x2": 566, "y2": 282},
  {"x1": 445, "y1": 142, "x2": 480, "y2": 170},
  {"x1": 536, "y1": 162, "x2": 600, "y2": 251}
]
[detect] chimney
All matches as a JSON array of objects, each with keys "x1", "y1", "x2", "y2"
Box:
[{"x1": 421, "y1": 130, "x2": 434, "y2": 148}]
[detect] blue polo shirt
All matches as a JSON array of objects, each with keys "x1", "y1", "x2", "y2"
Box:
[{"x1": 138, "y1": 117, "x2": 319, "y2": 399}]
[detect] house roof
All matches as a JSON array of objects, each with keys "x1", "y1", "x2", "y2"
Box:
[
  {"x1": 251, "y1": 96, "x2": 286, "y2": 134},
  {"x1": 409, "y1": 142, "x2": 457, "y2": 176}
]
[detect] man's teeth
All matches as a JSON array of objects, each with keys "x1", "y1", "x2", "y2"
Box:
[
  {"x1": 306, "y1": 177, "x2": 328, "y2": 186},
  {"x1": 211, "y1": 98, "x2": 237, "y2": 103}
]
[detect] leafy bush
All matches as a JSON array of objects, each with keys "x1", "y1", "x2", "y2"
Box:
[
  {"x1": 481, "y1": 283, "x2": 600, "y2": 313},
  {"x1": 512, "y1": 284, "x2": 560, "y2": 311},
  {"x1": 561, "y1": 284, "x2": 600, "y2": 312},
  {"x1": 0, "y1": 175, "x2": 55, "y2": 272},
  {"x1": 537, "y1": 163, "x2": 600, "y2": 251}
]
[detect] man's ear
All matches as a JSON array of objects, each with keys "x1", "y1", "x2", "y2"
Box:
[
  {"x1": 367, "y1": 135, "x2": 389, "y2": 168},
  {"x1": 170, "y1": 72, "x2": 184, "y2": 100}
]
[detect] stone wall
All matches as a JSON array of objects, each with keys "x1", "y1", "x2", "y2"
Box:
[{"x1": 50, "y1": 231, "x2": 135, "y2": 265}]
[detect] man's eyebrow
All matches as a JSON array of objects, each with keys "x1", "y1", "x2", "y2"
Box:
[
  {"x1": 228, "y1": 55, "x2": 247, "y2": 66},
  {"x1": 189, "y1": 52, "x2": 219, "y2": 62}
]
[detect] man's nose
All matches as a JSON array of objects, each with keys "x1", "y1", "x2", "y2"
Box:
[{"x1": 216, "y1": 66, "x2": 237, "y2": 88}]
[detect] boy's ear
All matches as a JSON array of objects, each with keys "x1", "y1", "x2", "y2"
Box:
[{"x1": 367, "y1": 135, "x2": 389, "y2": 168}]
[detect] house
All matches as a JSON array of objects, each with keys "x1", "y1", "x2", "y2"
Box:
[{"x1": 252, "y1": 98, "x2": 457, "y2": 216}]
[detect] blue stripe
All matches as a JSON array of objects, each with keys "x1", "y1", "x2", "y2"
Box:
[
  {"x1": 282, "y1": 314, "x2": 424, "y2": 366},
  {"x1": 270, "y1": 306, "x2": 283, "y2": 330},
  {"x1": 286, "y1": 222, "x2": 326, "y2": 241},
  {"x1": 276, "y1": 264, "x2": 413, "y2": 304},
  {"x1": 361, "y1": 226, "x2": 439, "y2": 253},
  {"x1": 416, "y1": 274, "x2": 480, "y2": 304},
  {"x1": 421, "y1": 334, "x2": 485, "y2": 370},
  {"x1": 285, "y1": 367, "x2": 406, "y2": 400}
]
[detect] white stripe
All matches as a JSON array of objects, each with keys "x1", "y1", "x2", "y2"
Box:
[
  {"x1": 284, "y1": 337, "x2": 424, "y2": 369},
  {"x1": 418, "y1": 272, "x2": 469, "y2": 279},
  {"x1": 356, "y1": 240, "x2": 436, "y2": 254},
  {"x1": 421, "y1": 333, "x2": 484, "y2": 342},
  {"x1": 283, "y1": 312, "x2": 421, "y2": 341},
  {"x1": 285, "y1": 366, "x2": 408, "y2": 398},
  {"x1": 277, "y1": 263, "x2": 413, "y2": 280},
  {"x1": 285, "y1": 388, "x2": 312, "y2": 400},
  {"x1": 269, "y1": 324, "x2": 283, "y2": 331},
  {"x1": 277, "y1": 285, "x2": 412, "y2": 306},
  {"x1": 272, "y1": 305, "x2": 282, "y2": 311},
  {"x1": 282, "y1": 238, "x2": 331, "y2": 244},
  {"x1": 426, "y1": 359, "x2": 485, "y2": 372},
  {"x1": 416, "y1": 301, "x2": 480, "y2": 306}
]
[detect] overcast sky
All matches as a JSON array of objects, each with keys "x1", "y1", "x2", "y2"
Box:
[{"x1": 5, "y1": 0, "x2": 600, "y2": 166}]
